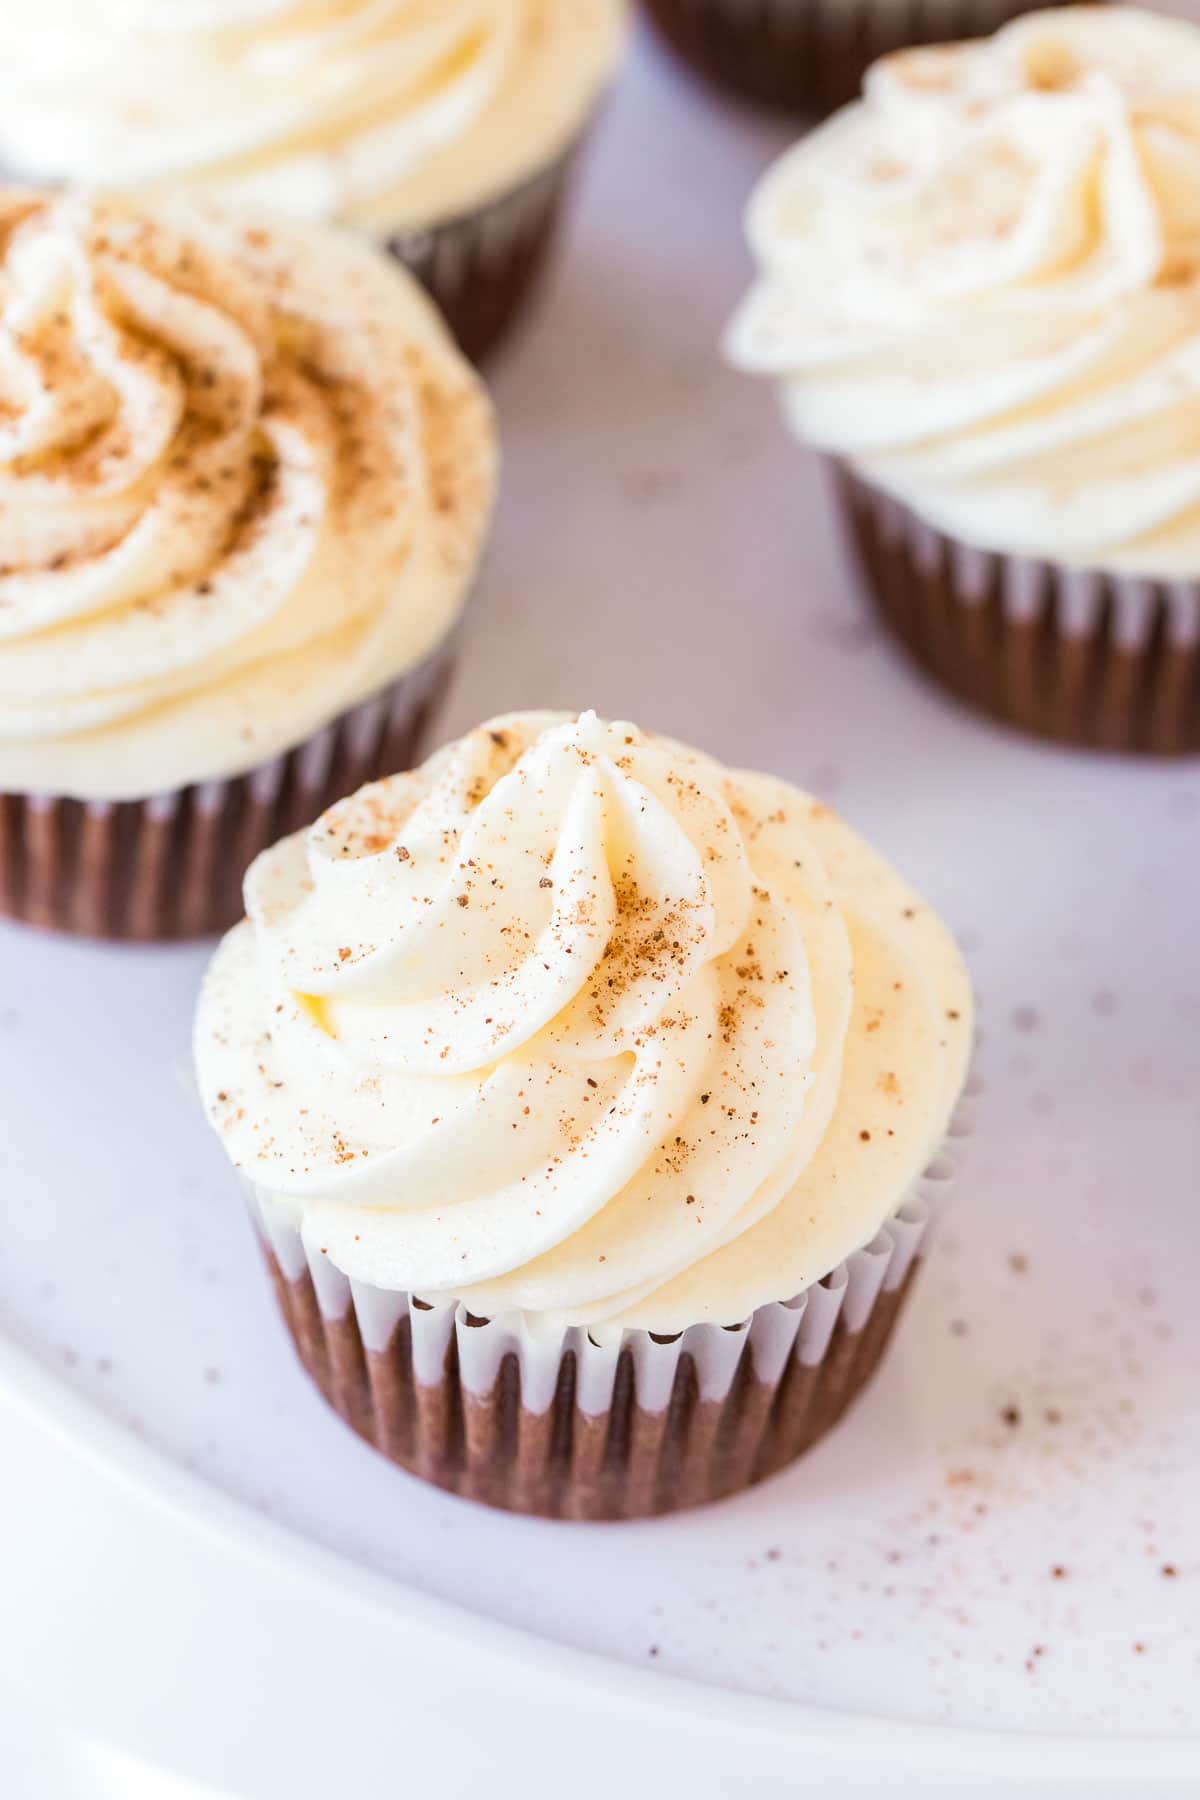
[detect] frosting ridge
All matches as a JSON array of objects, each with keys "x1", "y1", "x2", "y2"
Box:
[
  {"x1": 0, "y1": 2, "x2": 627, "y2": 233},
  {"x1": 195, "y1": 712, "x2": 973, "y2": 1331}
]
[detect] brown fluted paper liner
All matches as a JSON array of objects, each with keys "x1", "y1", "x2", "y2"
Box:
[
  {"x1": 0, "y1": 638, "x2": 455, "y2": 943},
  {"x1": 247, "y1": 1077, "x2": 978, "y2": 1521},
  {"x1": 642, "y1": 0, "x2": 1069, "y2": 118},
  {"x1": 836, "y1": 465, "x2": 1200, "y2": 757},
  {"x1": 386, "y1": 143, "x2": 584, "y2": 364}
]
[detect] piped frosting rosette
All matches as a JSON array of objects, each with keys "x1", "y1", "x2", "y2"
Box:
[
  {"x1": 0, "y1": 1, "x2": 628, "y2": 235},
  {"x1": 726, "y1": 7, "x2": 1200, "y2": 577},
  {"x1": 196, "y1": 712, "x2": 973, "y2": 1336},
  {"x1": 0, "y1": 188, "x2": 494, "y2": 800}
]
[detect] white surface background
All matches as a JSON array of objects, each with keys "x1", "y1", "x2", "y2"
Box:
[{"x1": 2, "y1": 18, "x2": 1199, "y2": 1798}]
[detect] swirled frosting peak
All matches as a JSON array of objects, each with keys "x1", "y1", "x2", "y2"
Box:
[
  {"x1": 196, "y1": 712, "x2": 972, "y2": 1331},
  {"x1": 0, "y1": 189, "x2": 494, "y2": 799},
  {"x1": 727, "y1": 7, "x2": 1200, "y2": 575},
  {"x1": 0, "y1": 2, "x2": 628, "y2": 234}
]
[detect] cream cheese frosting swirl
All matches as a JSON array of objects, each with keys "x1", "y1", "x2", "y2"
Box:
[
  {"x1": 0, "y1": 189, "x2": 494, "y2": 800},
  {"x1": 195, "y1": 712, "x2": 972, "y2": 1333},
  {"x1": 727, "y1": 7, "x2": 1200, "y2": 576},
  {"x1": 0, "y1": 2, "x2": 627, "y2": 235}
]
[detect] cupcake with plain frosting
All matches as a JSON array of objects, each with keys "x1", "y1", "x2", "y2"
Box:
[
  {"x1": 727, "y1": 7, "x2": 1200, "y2": 754},
  {"x1": 0, "y1": 188, "x2": 495, "y2": 939},
  {"x1": 195, "y1": 710, "x2": 975, "y2": 1519},
  {"x1": 0, "y1": 2, "x2": 629, "y2": 360}
]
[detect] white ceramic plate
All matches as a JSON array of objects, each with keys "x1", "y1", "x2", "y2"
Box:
[{"x1": 1, "y1": 26, "x2": 1198, "y2": 1795}]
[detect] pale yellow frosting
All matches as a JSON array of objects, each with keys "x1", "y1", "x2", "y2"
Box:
[
  {"x1": 195, "y1": 712, "x2": 973, "y2": 1333},
  {"x1": 0, "y1": 2, "x2": 628, "y2": 235},
  {"x1": 0, "y1": 190, "x2": 495, "y2": 801},
  {"x1": 727, "y1": 8, "x2": 1200, "y2": 576}
]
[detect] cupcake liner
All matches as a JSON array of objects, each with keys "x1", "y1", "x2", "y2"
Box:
[
  {"x1": 642, "y1": 0, "x2": 1060, "y2": 117},
  {"x1": 247, "y1": 1072, "x2": 979, "y2": 1521},
  {"x1": 835, "y1": 464, "x2": 1200, "y2": 757},
  {"x1": 385, "y1": 140, "x2": 585, "y2": 364},
  {"x1": 0, "y1": 637, "x2": 456, "y2": 943}
]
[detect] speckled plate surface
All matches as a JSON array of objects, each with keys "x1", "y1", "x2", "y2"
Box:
[{"x1": 1, "y1": 22, "x2": 1198, "y2": 1781}]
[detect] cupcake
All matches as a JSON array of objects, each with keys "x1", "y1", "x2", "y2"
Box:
[
  {"x1": 726, "y1": 8, "x2": 1200, "y2": 756},
  {"x1": 642, "y1": 0, "x2": 1052, "y2": 119},
  {"x1": 0, "y1": 3, "x2": 629, "y2": 361},
  {"x1": 0, "y1": 188, "x2": 495, "y2": 940},
  {"x1": 195, "y1": 711, "x2": 975, "y2": 1520}
]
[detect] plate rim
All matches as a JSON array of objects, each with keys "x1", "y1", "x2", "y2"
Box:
[{"x1": 4, "y1": 1333, "x2": 1197, "y2": 1786}]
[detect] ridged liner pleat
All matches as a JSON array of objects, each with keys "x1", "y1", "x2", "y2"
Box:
[
  {"x1": 836, "y1": 464, "x2": 1200, "y2": 756},
  {"x1": 0, "y1": 637, "x2": 455, "y2": 942},
  {"x1": 249, "y1": 1075, "x2": 979, "y2": 1521},
  {"x1": 385, "y1": 142, "x2": 584, "y2": 364},
  {"x1": 641, "y1": 0, "x2": 1080, "y2": 117}
]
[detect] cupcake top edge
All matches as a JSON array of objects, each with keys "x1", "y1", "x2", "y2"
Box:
[
  {"x1": 0, "y1": 186, "x2": 496, "y2": 802},
  {"x1": 194, "y1": 710, "x2": 974, "y2": 1334},
  {"x1": 726, "y1": 5, "x2": 1200, "y2": 580},
  {"x1": 0, "y1": 1, "x2": 630, "y2": 235}
]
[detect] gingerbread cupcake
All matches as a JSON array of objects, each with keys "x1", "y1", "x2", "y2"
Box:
[
  {"x1": 0, "y1": 189, "x2": 495, "y2": 938},
  {"x1": 728, "y1": 8, "x2": 1200, "y2": 754},
  {"x1": 642, "y1": 0, "x2": 1053, "y2": 119},
  {"x1": 0, "y1": 2, "x2": 629, "y2": 360},
  {"x1": 195, "y1": 710, "x2": 975, "y2": 1520}
]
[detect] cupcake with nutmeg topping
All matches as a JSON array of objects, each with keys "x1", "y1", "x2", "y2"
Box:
[
  {"x1": 727, "y1": 8, "x2": 1200, "y2": 754},
  {"x1": 0, "y1": 188, "x2": 495, "y2": 939},
  {"x1": 195, "y1": 710, "x2": 975, "y2": 1520}
]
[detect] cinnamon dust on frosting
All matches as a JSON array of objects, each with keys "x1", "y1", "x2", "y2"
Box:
[
  {"x1": 728, "y1": 7, "x2": 1200, "y2": 576},
  {"x1": 196, "y1": 713, "x2": 973, "y2": 1332}
]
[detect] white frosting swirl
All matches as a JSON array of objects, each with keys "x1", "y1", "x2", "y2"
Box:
[
  {"x1": 195, "y1": 712, "x2": 972, "y2": 1332},
  {"x1": 0, "y1": 189, "x2": 495, "y2": 800},
  {"x1": 0, "y1": 2, "x2": 627, "y2": 234},
  {"x1": 727, "y1": 7, "x2": 1200, "y2": 576}
]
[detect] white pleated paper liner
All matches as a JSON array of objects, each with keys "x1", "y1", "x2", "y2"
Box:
[
  {"x1": 0, "y1": 634, "x2": 456, "y2": 942},
  {"x1": 246, "y1": 1066, "x2": 981, "y2": 1519},
  {"x1": 835, "y1": 464, "x2": 1200, "y2": 756}
]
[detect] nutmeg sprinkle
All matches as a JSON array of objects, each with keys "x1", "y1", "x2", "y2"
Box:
[{"x1": 195, "y1": 710, "x2": 972, "y2": 1337}]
